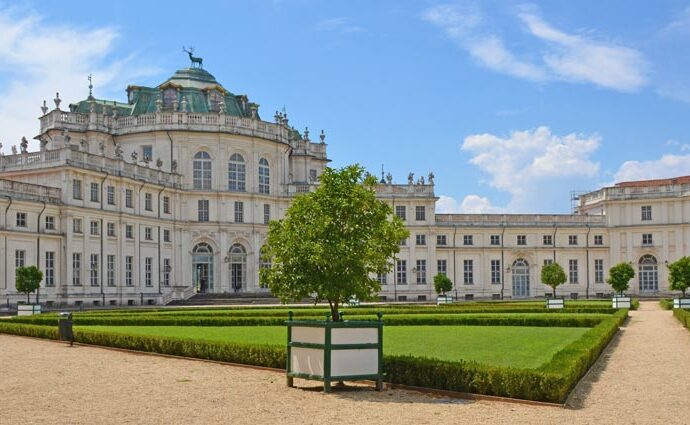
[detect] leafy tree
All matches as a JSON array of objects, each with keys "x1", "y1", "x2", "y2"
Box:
[
  {"x1": 541, "y1": 262, "x2": 567, "y2": 297},
  {"x1": 261, "y1": 165, "x2": 409, "y2": 321},
  {"x1": 15, "y1": 266, "x2": 43, "y2": 304},
  {"x1": 668, "y1": 256, "x2": 690, "y2": 297},
  {"x1": 607, "y1": 262, "x2": 635, "y2": 296},
  {"x1": 433, "y1": 274, "x2": 453, "y2": 296}
]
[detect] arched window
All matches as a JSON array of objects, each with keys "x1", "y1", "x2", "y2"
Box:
[
  {"x1": 259, "y1": 245, "x2": 271, "y2": 289},
  {"x1": 639, "y1": 255, "x2": 658, "y2": 292},
  {"x1": 512, "y1": 259, "x2": 530, "y2": 298},
  {"x1": 192, "y1": 243, "x2": 214, "y2": 293},
  {"x1": 228, "y1": 153, "x2": 246, "y2": 192},
  {"x1": 193, "y1": 151, "x2": 212, "y2": 190},
  {"x1": 229, "y1": 243, "x2": 247, "y2": 292},
  {"x1": 258, "y1": 158, "x2": 270, "y2": 194},
  {"x1": 162, "y1": 88, "x2": 177, "y2": 109}
]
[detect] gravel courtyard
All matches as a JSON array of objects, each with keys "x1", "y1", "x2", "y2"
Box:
[{"x1": 2, "y1": 301, "x2": 690, "y2": 424}]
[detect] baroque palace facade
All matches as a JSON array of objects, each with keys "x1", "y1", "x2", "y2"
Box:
[{"x1": 0, "y1": 63, "x2": 688, "y2": 306}]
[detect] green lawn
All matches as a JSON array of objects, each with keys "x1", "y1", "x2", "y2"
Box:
[{"x1": 77, "y1": 325, "x2": 589, "y2": 369}]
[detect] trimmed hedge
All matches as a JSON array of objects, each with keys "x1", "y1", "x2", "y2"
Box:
[
  {"x1": 673, "y1": 308, "x2": 690, "y2": 328},
  {"x1": 0, "y1": 310, "x2": 627, "y2": 403},
  {"x1": 10, "y1": 312, "x2": 610, "y2": 328},
  {"x1": 660, "y1": 299, "x2": 674, "y2": 310}
]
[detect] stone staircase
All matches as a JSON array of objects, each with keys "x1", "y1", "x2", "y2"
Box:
[{"x1": 167, "y1": 292, "x2": 289, "y2": 306}]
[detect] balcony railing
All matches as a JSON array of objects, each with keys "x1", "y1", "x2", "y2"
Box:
[
  {"x1": 580, "y1": 184, "x2": 690, "y2": 205},
  {"x1": 375, "y1": 183, "x2": 435, "y2": 198},
  {"x1": 0, "y1": 178, "x2": 62, "y2": 203},
  {"x1": 435, "y1": 213, "x2": 606, "y2": 227}
]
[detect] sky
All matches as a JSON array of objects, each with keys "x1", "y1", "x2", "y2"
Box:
[{"x1": 1, "y1": 0, "x2": 690, "y2": 214}]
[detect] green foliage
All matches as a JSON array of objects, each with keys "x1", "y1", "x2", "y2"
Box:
[
  {"x1": 607, "y1": 262, "x2": 635, "y2": 295},
  {"x1": 667, "y1": 257, "x2": 690, "y2": 297},
  {"x1": 433, "y1": 274, "x2": 453, "y2": 295},
  {"x1": 260, "y1": 165, "x2": 408, "y2": 321},
  {"x1": 660, "y1": 299, "x2": 674, "y2": 310},
  {"x1": 673, "y1": 308, "x2": 690, "y2": 328},
  {"x1": 15, "y1": 266, "x2": 43, "y2": 304},
  {"x1": 541, "y1": 263, "x2": 567, "y2": 297}
]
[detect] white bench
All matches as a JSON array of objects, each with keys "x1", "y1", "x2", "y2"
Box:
[
  {"x1": 612, "y1": 296, "x2": 631, "y2": 309},
  {"x1": 347, "y1": 297, "x2": 360, "y2": 307},
  {"x1": 673, "y1": 298, "x2": 690, "y2": 309},
  {"x1": 545, "y1": 298, "x2": 564, "y2": 309},
  {"x1": 436, "y1": 295, "x2": 454, "y2": 305}
]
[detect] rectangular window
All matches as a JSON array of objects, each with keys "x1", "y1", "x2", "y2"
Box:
[
  {"x1": 490, "y1": 259, "x2": 501, "y2": 284},
  {"x1": 569, "y1": 259, "x2": 578, "y2": 284},
  {"x1": 72, "y1": 253, "x2": 81, "y2": 286},
  {"x1": 234, "y1": 201, "x2": 244, "y2": 223},
  {"x1": 90, "y1": 182, "x2": 99, "y2": 202},
  {"x1": 641, "y1": 205, "x2": 652, "y2": 221},
  {"x1": 399, "y1": 239, "x2": 407, "y2": 246},
  {"x1": 416, "y1": 234, "x2": 426, "y2": 246},
  {"x1": 517, "y1": 235, "x2": 526, "y2": 246},
  {"x1": 15, "y1": 250, "x2": 25, "y2": 268},
  {"x1": 543, "y1": 235, "x2": 553, "y2": 245},
  {"x1": 125, "y1": 256, "x2": 133, "y2": 286},
  {"x1": 89, "y1": 254, "x2": 99, "y2": 286},
  {"x1": 45, "y1": 216, "x2": 55, "y2": 230},
  {"x1": 72, "y1": 179, "x2": 82, "y2": 200},
  {"x1": 106, "y1": 186, "x2": 115, "y2": 205},
  {"x1": 594, "y1": 235, "x2": 603, "y2": 245},
  {"x1": 416, "y1": 259, "x2": 427, "y2": 284},
  {"x1": 144, "y1": 227, "x2": 153, "y2": 241},
  {"x1": 463, "y1": 235, "x2": 473, "y2": 246},
  {"x1": 107, "y1": 255, "x2": 115, "y2": 287},
  {"x1": 569, "y1": 235, "x2": 578, "y2": 245},
  {"x1": 544, "y1": 259, "x2": 553, "y2": 266},
  {"x1": 309, "y1": 169, "x2": 318, "y2": 182},
  {"x1": 490, "y1": 235, "x2": 500, "y2": 246},
  {"x1": 415, "y1": 206, "x2": 426, "y2": 221},
  {"x1": 73, "y1": 218, "x2": 82, "y2": 234},
  {"x1": 258, "y1": 162, "x2": 270, "y2": 194},
  {"x1": 198, "y1": 200, "x2": 209, "y2": 222},
  {"x1": 163, "y1": 258, "x2": 171, "y2": 286},
  {"x1": 145, "y1": 257, "x2": 153, "y2": 287},
  {"x1": 436, "y1": 235, "x2": 447, "y2": 246},
  {"x1": 45, "y1": 252, "x2": 55, "y2": 286},
  {"x1": 396, "y1": 260, "x2": 407, "y2": 285},
  {"x1": 125, "y1": 189, "x2": 133, "y2": 208},
  {"x1": 163, "y1": 229, "x2": 171, "y2": 243},
  {"x1": 144, "y1": 193, "x2": 152, "y2": 211},
  {"x1": 125, "y1": 225, "x2": 133, "y2": 239},
  {"x1": 142, "y1": 145, "x2": 153, "y2": 161},
  {"x1": 377, "y1": 273, "x2": 387, "y2": 285},
  {"x1": 463, "y1": 259, "x2": 474, "y2": 285},
  {"x1": 16, "y1": 212, "x2": 27, "y2": 227},
  {"x1": 437, "y1": 259, "x2": 447, "y2": 277},
  {"x1": 163, "y1": 196, "x2": 170, "y2": 214},
  {"x1": 107, "y1": 222, "x2": 116, "y2": 237},
  {"x1": 90, "y1": 220, "x2": 99, "y2": 236},
  {"x1": 263, "y1": 204, "x2": 270, "y2": 225},
  {"x1": 642, "y1": 233, "x2": 653, "y2": 246},
  {"x1": 595, "y1": 259, "x2": 604, "y2": 284},
  {"x1": 395, "y1": 205, "x2": 406, "y2": 221}
]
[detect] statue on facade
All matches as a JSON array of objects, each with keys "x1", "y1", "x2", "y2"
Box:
[
  {"x1": 428, "y1": 172, "x2": 435, "y2": 185},
  {"x1": 320, "y1": 130, "x2": 326, "y2": 144},
  {"x1": 219, "y1": 98, "x2": 226, "y2": 114},
  {"x1": 53, "y1": 92, "x2": 61, "y2": 110},
  {"x1": 40, "y1": 100, "x2": 48, "y2": 115},
  {"x1": 304, "y1": 127, "x2": 310, "y2": 141},
  {"x1": 114, "y1": 144, "x2": 123, "y2": 159},
  {"x1": 131, "y1": 151, "x2": 138, "y2": 162},
  {"x1": 171, "y1": 159, "x2": 178, "y2": 173},
  {"x1": 143, "y1": 155, "x2": 150, "y2": 166},
  {"x1": 11, "y1": 145, "x2": 17, "y2": 155},
  {"x1": 98, "y1": 140, "x2": 105, "y2": 155},
  {"x1": 155, "y1": 95, "x2": 162, "y2": 113},
  {"x1": 0, "y1": 142, "x2": 3, "y2": 155},
  {"x1": 180, "y1": 96, "x2": 188, "y2": 113},
  {"x1": 156, "y1": 158, "x2": 163, "y2": 169},
  {"x1": 112, "y1": 102, "x2": 118, "y2": 118},
  {"x1": 89, "y1": 101, "x2": 96, "y2": 114},
  {"x1": 407, "y1": 172, "x2": 414, "y2": 185},
  {"x1": 418, "y1": 175, "x2": 425, "y2": 185},
  {"x1": 182, "y1": 46, "x2": 203, "y2": 69},
  {"x1": 80, "y1": 138, "x2": 88, "y2": 152},
  {"x1": 40, "y1": 138, "x2": 48, "y2": 151},
  {"x1": 20, "y1": 137, "x2": 28, "y2": 153},
  {"x1": 386, "y1": 172, "x2": 392, "y2": 185}
]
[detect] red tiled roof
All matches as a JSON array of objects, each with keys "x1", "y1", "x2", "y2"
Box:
[{"x1": 615, "y1": 175, "x2": 690, "y2": 188}]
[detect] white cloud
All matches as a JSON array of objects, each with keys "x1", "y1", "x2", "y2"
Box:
[
  {"x1": 0, "y1": 7, "x2": 158, "y2": 153},
  {"x1": 437, "y1": 194, "x2": 504, "y2": 214},
  {"x1": 460, "y1": 126, "x2": 601, "y2": 211},
  {"x1": 315, "y1": 17, "x2": 364, "y2": 33},
  {"x1": 613, "y1": 154, "x2": 690, "y2": 183},
  {"x1": 423, "y1": 4, "x2": 647, "y2": 92}
]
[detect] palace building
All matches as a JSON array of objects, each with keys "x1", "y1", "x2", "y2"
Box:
[{"x1": 0, "y1": 61, "x2": 687, "y2": 307}]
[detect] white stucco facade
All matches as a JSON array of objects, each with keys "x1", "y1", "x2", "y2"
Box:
[{"x1": 0, "y1": 66, "x2": 687, "y2": 307}]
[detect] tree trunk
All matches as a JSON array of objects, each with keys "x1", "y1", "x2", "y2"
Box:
[
  {"x1": 27, "y1": 292, "x2": 30, "y2": 304},
  {"x1": 553, "y1": 287, "x2": 556, "y2": 298},
  {"x1": 331, "y1": 301, "x2": 341, "y2": 322}
]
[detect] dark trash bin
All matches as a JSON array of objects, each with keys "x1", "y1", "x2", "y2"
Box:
[{"x1": 58, "y1": 312, "x2": 74, "y2": 346}]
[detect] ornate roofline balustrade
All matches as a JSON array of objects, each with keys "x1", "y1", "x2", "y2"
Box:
[
  {"x1": 38, "y1": 110, "x2": 328, "y2": 160},
  {"x1": 374, "y1": 183, "x2": 436, "y2": 198},
  {"x1": 435, "y1": 213, "x2": 606, "y2": 227},
  {"x1": 0, "y1": 147, "x2": 182, "y2": 189},
  {"x1": 580, "y1": 184, "x2": 690, "y2": 206},
  {"x1": 0, "y1": 178, "x2": 62, "y2": 204}
]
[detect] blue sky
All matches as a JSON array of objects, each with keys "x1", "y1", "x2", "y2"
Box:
[{"x1": 1, "y1": 1, "x2": 690, "y2": 213}]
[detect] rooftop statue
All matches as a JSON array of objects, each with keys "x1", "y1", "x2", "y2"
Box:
[
  {"x1": 20, "y1": 137, "x2": 28, "y2": 153},
  {"x1": 182, "y1": 46, "x2": 203, "y2": 69}
]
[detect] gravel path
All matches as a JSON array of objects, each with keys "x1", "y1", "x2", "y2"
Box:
[{"x1": 2, "y1": 301, "x2": 689, "y2": 424}]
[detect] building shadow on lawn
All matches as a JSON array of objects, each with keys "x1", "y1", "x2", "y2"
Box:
[{"x1": 565, "y1": 316, "x2": 629, "y2": 410}]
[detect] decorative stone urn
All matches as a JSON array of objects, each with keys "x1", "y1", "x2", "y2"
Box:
[
  {"x1": 612, "y1": 296, "x2": 631, "y2": 309},
  {"x1": 17, "y1": 303, "x2": 41, "y2": 316},
  {"x1": 286, "y1": 311, "x2": 383, "y2": 392},
  {"x1": 545, "y1": 298, "x2": 564, "y2": 309}
]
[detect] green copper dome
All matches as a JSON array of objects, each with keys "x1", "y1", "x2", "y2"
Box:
[{"x1": 160, "y1": 68, "x2": 221, "y2": 90}]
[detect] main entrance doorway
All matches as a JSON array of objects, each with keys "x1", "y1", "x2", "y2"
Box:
[
  {"x1": 512, "y1": 259, "x2": 530, "y2": 298},
  {"x1": 229, "y1": 244, "x2": 246, "y2": 292},
  {"x1": 639, "y1": 255, "x2": 658, "y2": 292},
  {"x1": 192, "y1": 243, "x2": 214, "y2": 293}
]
